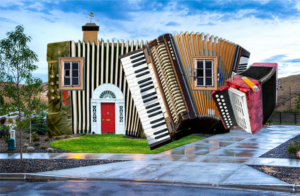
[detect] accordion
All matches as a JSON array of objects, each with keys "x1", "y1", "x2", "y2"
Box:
[
  {"x1": 120, "y1": 33, "x2": 251, "y2": 149},
  {"x1": 212, "y1": 64, "x2": 277, "y2": 134}
]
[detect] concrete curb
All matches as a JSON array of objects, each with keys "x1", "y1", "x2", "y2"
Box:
[{"x1": 1, "y1": 173, "x2": 299, "y2": 193}]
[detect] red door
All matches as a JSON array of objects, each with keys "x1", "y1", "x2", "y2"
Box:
[{"x1": 101, "y1": 103, "x2": 115, "y2": 133}]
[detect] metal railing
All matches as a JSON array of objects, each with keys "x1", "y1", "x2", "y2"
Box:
[{"x1": 269, "y1": 112, "x2": 300, "y2": 125}]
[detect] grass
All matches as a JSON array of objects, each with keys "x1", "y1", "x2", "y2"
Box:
[{"x1": 50, "y1": 134, "x2": 205, "y2": 154}]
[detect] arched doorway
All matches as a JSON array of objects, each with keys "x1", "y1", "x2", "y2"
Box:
[{"x1": 91, "y1": 83, "x2": 125, "y2": 134}]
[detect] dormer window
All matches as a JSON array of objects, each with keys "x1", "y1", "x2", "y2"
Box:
[{"x1": 59, "y1": 57, "x2": 85, "y2": 91}]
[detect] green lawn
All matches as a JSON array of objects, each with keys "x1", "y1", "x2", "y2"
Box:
[{"x1": 50, "y1": 134, "x2": 205, "y2": 154}]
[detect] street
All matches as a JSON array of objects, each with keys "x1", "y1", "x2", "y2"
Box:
[{"x1": 0, "y1": 180, "x2": 299, "y2": 196}]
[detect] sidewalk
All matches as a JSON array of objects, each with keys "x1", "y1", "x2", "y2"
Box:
[{"x1": 1, "y1": 125, "x2": 300, "y2": 192}]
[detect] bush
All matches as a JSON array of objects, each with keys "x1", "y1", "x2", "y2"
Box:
[
  {"x1": 64, "y1": 135, "x2": 71, "y2": 139},
  {"x1": 26, "y1": 117, "x2": 47, "y2": 135},
  {"x1": 7, "y1": 118, "x2": 13, "y2": 123},
  {"x1": 44, "y1": 137, "x2": 50, "y2": 141},
  {"x1": 26, "y1": 136, "x2": 29, "y2": 139},
  {"x1": 40, "y1": 145, "x2": 47, "y2": 149},
  {"x1": 287, "y1": 142, "x2": 299, "y2": 154},
  {"x1": 0, "y1": 95, "x2": 4, "y2": 106},
  {"x1": 0, "y1": 117, "x2": 6, "y2": 125},
  {"x1": 0, "y1": 124, "x2": 10, "y2": 138},
  {"x1": 81, "y1": 133, "x2": 86, "y2": 136},
  {"x1": 34, "y1": 142, "x2": 40, "y2": 146},
  {"x1": 15, "y1": 118, "x2": 29, "y2": 130},
  {"x1": 2, "y1": 135, "x2": 10, "y2": 143},
  {"x1": 32, "y1": 132, "x2": 40, "y2": 141},
  {"x1": 54, "y1": 136, "x2": 61, "y2": 140}
]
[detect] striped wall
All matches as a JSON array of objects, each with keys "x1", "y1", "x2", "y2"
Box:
[
  {"x1": 70, "y1": 39, "x2": 148, "y2": 136},
  {"x1": 173, "y1": 32, "x2": 243, "y2": 118}
]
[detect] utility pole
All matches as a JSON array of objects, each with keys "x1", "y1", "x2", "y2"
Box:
[{"x1": 290, "y1": 86, "x2": 292, "y2": 111}]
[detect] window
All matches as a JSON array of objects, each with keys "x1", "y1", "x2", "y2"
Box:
[
  {"x1": 59, "y1": 57, "x2": 85, "y2": 91},
  {"x1": 63, "y1": 61, "x2": 80, "y2": 87},
  {"x1": 191, "y1": 56, "x2": 218, "y2": 91}
]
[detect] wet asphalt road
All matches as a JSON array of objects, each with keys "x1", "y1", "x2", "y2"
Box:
[{"x1": 0, "y1": 181, "x2": 299, "y2": 196}]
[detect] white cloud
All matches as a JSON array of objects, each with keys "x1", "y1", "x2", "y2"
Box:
[{"x1": 1, "y1": 1, "x2": 300, "y2": 80}]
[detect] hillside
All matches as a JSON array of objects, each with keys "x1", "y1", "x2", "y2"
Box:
[
  {"x1": 0, "y1": 82, "x2": 48, "y2": 106},
  {"x1": 276, "y1": 74, "x2": 300, "y2": 111}
]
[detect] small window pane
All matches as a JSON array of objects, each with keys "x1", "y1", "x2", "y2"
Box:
[
  {"x1": 206, "y1": 61, "x2": 212, "y2": 69},
  {"x1": 73, "y1": 62, "x2": 78, "y2": 69},
  {"x1": 206, "y1": 78, "x2": 212, "y2": 86},
  {"x1": 64, "y1": 78, "x2": 70, "y2": 85},
  {"x1": 197, "y1": 61, "x2": 203, "y2": 68},
  {"x1": 72, "y1": 78, "x2": 79, "y2": 85},
  {"x1": 197, "y1": 78, "x2": 203, "y2": 86},
  {"x1": 65, "y1": 70, "x2": 70, "y2": 77},
  {"x1": 64, "y1": 63, "x2": 70, "y2": 70},
  {"x1": 72, "y1": 70, "x2": 78, "y2": 77},
  {"x1": 197, "y1": 69, "x2": 203, "y2": 77},
  {"x1": 206, "y1": 69, "x2": 212, "y2": 77}
]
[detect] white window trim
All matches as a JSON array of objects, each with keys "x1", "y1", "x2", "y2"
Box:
[
  {"x1": 195, "y1": 59, "x2": 214, "y2": 87},
  {"x1": 63, "y1": 61, "x2": 81, "y2": 87}
]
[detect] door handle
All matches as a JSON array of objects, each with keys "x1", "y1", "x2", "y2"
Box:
[
  {"x1": 106, "y1": 119, "x2": 110, "y2": 121},
  {"x1": 102, "y1": 119, "x2": 104, "y2": 121}
]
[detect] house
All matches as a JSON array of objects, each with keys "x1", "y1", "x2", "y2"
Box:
[{"x1": 47, "y1": 22, "x2": 250, "y2": 138}]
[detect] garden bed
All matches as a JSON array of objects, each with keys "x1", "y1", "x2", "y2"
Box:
[
  {"x1": 0, "y1": 128, "x2": 83, "y2": 153},
  {"x1": 248, "y1": 165, "x2": 300, "y2": 185},
  {"x1": 0, "y1": 159, "x2": 126, "y2": 173},
  {"x1": 259, "y1": 134, "x2": 300, "y2": 159}
]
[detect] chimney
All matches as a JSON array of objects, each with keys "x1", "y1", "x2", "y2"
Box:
[{"x1": 82, "y1": 23, "x2": 99, "y2": 45}]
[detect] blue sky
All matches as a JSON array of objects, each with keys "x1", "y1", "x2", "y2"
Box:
[{"x1": 0, "y1": 0, "x2": 300, "y2": 82}]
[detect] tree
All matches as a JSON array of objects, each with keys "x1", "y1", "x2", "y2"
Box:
[
  {"x1": 295, "y1": 92, "x2": 300, "y2": 111},
  {"x1": 0, "y1": 25, "x2": 39, "y2": 161},
  {"x1": 22, "y1": 78, "x2": 43, "y2": 143}
]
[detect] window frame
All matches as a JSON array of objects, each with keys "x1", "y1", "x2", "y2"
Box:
[
  {"x1": 59, "y1": 57, "x2": 85, "y2": 91},
  {"x1": 191, "y1": 56, "x2": 218, "y2": 91}
]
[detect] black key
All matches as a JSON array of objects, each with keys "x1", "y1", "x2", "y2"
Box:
[
  {"x1": 131, "y1": 57, "x2": 144, "y2": 63},
  {"x1": 151, "y1": 122, "x2": 165, "y2": 129},
  {"x1": 148, "y1": 111, "x2": 162, "y2": 118},
  {"x1": 140, "y1": 81, "x2": 153, "y2": 89},
  {"x1": 150, "y1": 117, "x2": 164, "y2": 124},
  {"x1": 143, "y1": 96, "x2": 157, "y2": 104},
  {"x1": 135, "y1": 67, "x2": 148, "y2": 74},
  {"x1": 155, "y1": 133, "x2": 169, "y2": 139},
  {"x1": 141, "y1": 85, "x2": 154, "y2": 93},
  {"x1": 147, "y1": 107, "x2": 161, "y2": 114},
  {"x1": 136, "y1": 71, "x2": 149, "y2": 78},
  {"x1": 132, "y1": 60, "x2": 146, "y2": 67},
  {"x1": 138, "y1": 78, "x2": 151, "y2": 84},
  {"x1": 130, "y1": 52, "x2": 144, "y2": 59},
  {"x1": 145, "y1": 103, "x2": 159, "y2": 109},
  {"x1": 142, "y1": 92, "x2": 156, "y2": 99},
  {"x1": 154, "y1": 128, "x2": 168, "y2": 135}
]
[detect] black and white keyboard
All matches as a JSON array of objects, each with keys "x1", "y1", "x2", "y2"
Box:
[{"x1": 120, "y1": 50, "x2": 171, "y2": 148}]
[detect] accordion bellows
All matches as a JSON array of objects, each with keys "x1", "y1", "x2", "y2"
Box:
[{"x1": 120, "y1": 33, "x2": 251, "y2": 149}]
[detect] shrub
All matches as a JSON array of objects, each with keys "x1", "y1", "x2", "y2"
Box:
[
  {"x1": 40, "y1": 145, "x2": 47, "y2": 149},
  {"x1": 34, "y1": 142, "x2": 40, "y2": 146},
  {"x1": 0, "y1": 124, "x2": 10, "y2": 138},
  {"x1": 81, "y1": 133, "x2": 86, "y2": 136},
  {"x1": 2, "y1": 135, "x2": 10, "y2": 143},
  {"x1": 26, "y1": 136, "x2": 29, "y2": 139},
  {"x1": 64, "y1": 135, "x2": 71, "y2": 139},
  {"x1": 0, "y1": 95, "x2": 4, "y2": 106},
  {"x1": 44, "y1": 137, "x2": 50, "y2": 141},
  {"x1": 55, "y1": 136, "x2": 61, "y2": 140},
  {"x1": 26, "y1": 117, "x2": 48, "y2": 135},
  {"x1": 0, "y1": 117, "x2": 6, "y2": 124},
  {"x1": 32, "y1": 132, "x2": 40, "y2": 141},
  {"x1": 7, "y1": 118, "x2": 13, "y2": 123},
  {"x1": 287, "y1": 142, "x2": 299, "y2": 154}
]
